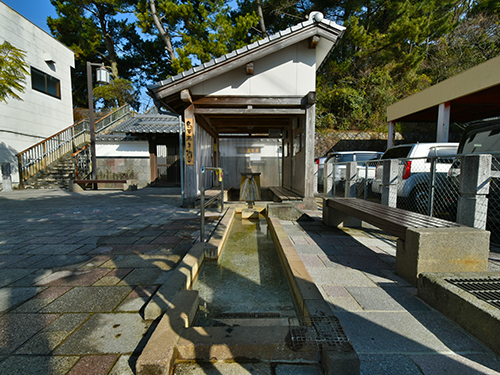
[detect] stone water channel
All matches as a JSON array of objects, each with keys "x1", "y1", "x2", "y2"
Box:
[{"x1": 193, "y1": 212, "x2": 297, "y2": 327}]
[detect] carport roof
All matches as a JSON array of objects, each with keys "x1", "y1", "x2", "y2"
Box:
[{"x1": 387, "y1": 55, "x2": 500, "y2": 123}]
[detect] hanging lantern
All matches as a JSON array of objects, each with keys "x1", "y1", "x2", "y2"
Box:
[{"x1": 96, "y1": 66, "x2": 110, "y2": 84}]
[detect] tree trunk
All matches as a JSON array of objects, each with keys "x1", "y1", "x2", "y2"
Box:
[
  {"x1": 149, "y1": 0, "x2": 176, "y2": 61},
  {"x1": 95, "y1": 4, "x2": 120, "y2": 78},
  {"x1": 256, "y1": 0, "x2": 267, "y2": 37}
]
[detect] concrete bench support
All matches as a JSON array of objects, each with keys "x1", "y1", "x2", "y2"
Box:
[
  {"x1": 396, "y1": 227, "x2": 490, "y2": 286},
  {"x1": 322, "y1": 197, "x2": 490, "y2": 286}
]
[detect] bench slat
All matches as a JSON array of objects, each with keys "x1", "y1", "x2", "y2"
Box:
[
  {"x1": 269, "y1": 186, "x2": 302, "y2": 201},
  {"x1": 326, "y1": 198, "x2": 462, "y2": 240},
  {"x1": 332, "y1": 199, "x2": 459, "y2": 228}
]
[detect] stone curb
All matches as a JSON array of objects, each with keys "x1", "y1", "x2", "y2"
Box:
[{"x1": 418, "y1": 272, "x2": 500, "y2": 356}]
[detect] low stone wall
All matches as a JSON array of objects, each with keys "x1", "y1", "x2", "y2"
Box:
[{"x1": 96, "y1": 157, "x2": 150, "y2": 189}]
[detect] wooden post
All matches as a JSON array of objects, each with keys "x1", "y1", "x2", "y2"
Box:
[
  {"x1": 304, "y1": 101, "x2": 317, "y2": 210},
  {"x1": 184, "y1": 105, "x2": 197, "y2": 207}
]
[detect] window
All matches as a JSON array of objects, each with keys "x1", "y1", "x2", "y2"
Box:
[{"x1": 31, "y1": 67, "x2": 60, "y2": 98}]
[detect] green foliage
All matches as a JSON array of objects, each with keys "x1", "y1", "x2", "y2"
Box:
[
  {"x1": 93, "y1": 78, "x2": 137, "y2": 108},
  {"x1": 46, "y1": 0, "x2": 500, "y2": 127},
  {"x1": 136, "y1": 0, "x2": 259, "y2": 73},
  {"x1": 0, "y1": 41, "x2": 29, "y2": 103}
]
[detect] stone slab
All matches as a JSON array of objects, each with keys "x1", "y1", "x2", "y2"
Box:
[
  {"x1": 0, "y1": 269, "x2": 35, "y2": 287},
  {"x1": 0, "y1": 287, "x2": 41, "y2": 312},
  {"x1": 0, "y1": 355, "x2": 79, "y2": 375},
  {"x1": 174, "y1": 362, "x2": 272, "y2": 375},
  {"x1": 0, "y1": 313, "x2": 60, "y2": 355},
  {"x1": 54, "y1": 313, "x2": 151, "y2": 354},
  {"x1": 40, "y1": 286, "x2": 132, "y2": 313},
  {"x1": 418, "y1": 272, "x2": 500, "y2": 356},
  {"x1": 334, "y1": 311, "x2": 452, "y2": 353}
]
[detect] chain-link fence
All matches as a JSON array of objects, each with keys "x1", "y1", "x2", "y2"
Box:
[{"x1": 320, "y1": 153, "x2": 500, "y2": 246}]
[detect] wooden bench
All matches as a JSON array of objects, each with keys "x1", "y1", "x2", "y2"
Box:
[
  {"x1": 323, "y1": 198, "x2": 490, "y2": 285},
  {"x1": 72, "y1": 179, "x2": 129, "y2": 191},
  {"x1": 269, "y1": 186, "x2": 303, "y2": 202}
]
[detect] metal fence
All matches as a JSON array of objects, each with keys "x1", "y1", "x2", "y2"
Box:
[{"x1": 321, "y1": 153, "x2": 500, "y2": 246}]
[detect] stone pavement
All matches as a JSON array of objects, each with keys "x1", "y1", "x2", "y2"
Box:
[
  {"x1": 0, "y1": 187, "x2": 218, "y2": 374},
  {"x1": 280, "y1": 209, "x2": 500, "y2": 375},
  {"x1": 1, "y1": 188, "x2": 500, "y2": 374}
]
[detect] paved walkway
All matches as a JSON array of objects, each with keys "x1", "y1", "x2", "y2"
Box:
[
  {"x1": 281, "y1": 210, "x2": 500, "y2": 375},
  {"x1": 0, "y1": 188, "x2": 499, "y2": 374},
  {"x1": 0, "y1": 188, "x2": 217, "y2": 374}
]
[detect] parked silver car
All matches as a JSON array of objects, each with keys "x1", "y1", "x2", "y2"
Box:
[{"x1": 317, "y1": 151, "x2": 383, "y2": 190}]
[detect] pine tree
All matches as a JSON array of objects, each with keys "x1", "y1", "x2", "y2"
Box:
[{"x1": 136, "y1": 0, "x2": 259, "y2": 73}]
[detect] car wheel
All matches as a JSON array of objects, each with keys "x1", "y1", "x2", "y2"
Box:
[{"x1": 410, "y1": 185, "x2": 429, "y2": 214}]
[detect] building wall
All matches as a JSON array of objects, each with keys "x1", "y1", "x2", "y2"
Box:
[
  {"x1": 190, "y1": 41, "x2": 316, "y2": 97},
  {"x1": 96, "y1": 141, "x2": 150, "y2": 188},
  {"x1": 0, "y1": 2, "x2": 75, "y2": 183}
]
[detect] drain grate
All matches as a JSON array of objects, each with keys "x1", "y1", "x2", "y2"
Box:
[
  {"x1": 446, "y1": 277, "x2": 500, "y2": 309},
  {"x1": 287, "y1": 316, "x2": 351, "y2": 352}
]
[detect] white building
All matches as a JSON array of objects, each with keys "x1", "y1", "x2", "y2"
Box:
[{"x1": 0, "y1": 1, "x2": 74, "y2": 184}]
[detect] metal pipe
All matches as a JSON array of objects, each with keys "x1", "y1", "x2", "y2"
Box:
[
  {"x1": 201, "y1": 166, "x2": 205, "y2": 242},
  {"x1": 86, "y1": 62, "x2": 97, "y2": 189}
]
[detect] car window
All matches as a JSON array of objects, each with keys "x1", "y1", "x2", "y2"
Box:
[
  {"x1": 355, "y1": 153, "x2": 382, "y2": 162},
  {"x1": 382, "y1": 146, "x2": 412, "y2": 159},
  {"x1": 338, "y1": 154, "x2": 354, "y2": 162},
  {"x1": 462, "y1": 128, "x2": 500, "y2": 154}
]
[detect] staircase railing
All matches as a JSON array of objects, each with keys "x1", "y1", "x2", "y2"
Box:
[
  {"x1": 16, "y1": 104, "x2": 131, "y2": 188},
  {"x1": 72, "y1": 144, "x2": 91, "y2": 180}
]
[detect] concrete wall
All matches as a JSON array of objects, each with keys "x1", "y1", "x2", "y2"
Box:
[
  {"x1": 0, "y1": 2, "x2": 75, "y2": 183},
  {"x1": 190, "y1": 41, "x2": 316, "y2": 97}
]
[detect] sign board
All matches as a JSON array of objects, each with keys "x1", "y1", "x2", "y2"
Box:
[{"x1": 185, "y1": 118, "x2": 194, "y2": 165}]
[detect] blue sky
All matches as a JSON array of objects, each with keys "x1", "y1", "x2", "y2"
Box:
[{"x1": 2, "y1": 0, "x2": 57, "y2": 33}]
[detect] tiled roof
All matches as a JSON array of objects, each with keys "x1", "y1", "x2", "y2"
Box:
[
  {"x1": 147, "y1": 12, "x2": 345, "y2": 91},
  {"x1": 111, "y1": 114, "x2": 180, "y2": 134}
]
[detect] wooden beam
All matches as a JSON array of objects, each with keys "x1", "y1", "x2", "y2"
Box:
[
  {"x1": 195, "y1": 115, "x2": 218, "y2": 139},
  {"x1": 180, "y1": 89, "x2": 193, "y2": 104},
  {"x1": 309, "y1": 35, "x2": 320, "y2": 49},
  {"x1": 194, "y1": 108, "x2": 306, "y2": 115},
  {"x1": 307, "y1": 91, "x2": 316, "y2": 105},
  {"x1": 193, "y1": 96, "x2": 305, "y2": 107}
]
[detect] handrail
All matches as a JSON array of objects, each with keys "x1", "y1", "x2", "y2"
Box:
[
  {"x1": 72, "y1": 144, "x2": 91, "y2": 180},
  {"x1": 200, "y1": 166, "x2": 224, "y2": 242},
  {"x1": 15, "y1": 104, "x2": 131, "y2": 187}
]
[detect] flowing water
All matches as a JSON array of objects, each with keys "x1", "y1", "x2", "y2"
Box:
[{"x1": 193, "y1": 213, "x2": 297, "y2": 326}]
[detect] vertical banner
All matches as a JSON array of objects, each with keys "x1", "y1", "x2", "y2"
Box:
[{"x1": 185, "y1": 118, "x2": 194, "y2": 165}]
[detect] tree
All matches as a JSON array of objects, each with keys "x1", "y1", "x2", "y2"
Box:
[
  {"x1": 48, "y1": 0, "x2": 154, "y2": 109},
  {"x1": 93, "y1": 77, "x2": 137, "y2": 108},
  {"x1": 136, "y1": 0, "x2": 259, "y2": 73},
  {"x1": 425, "y1": 13, "x2": 500, "y2": 83},
  {"x1": 0, "y1": 41, "x2": 29, "y2": 103},
  {"x1": 316, "y1": 0, "x2": 462, "y2": 131}
]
